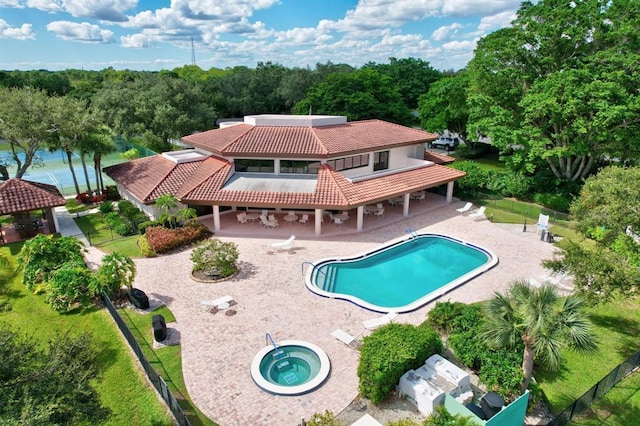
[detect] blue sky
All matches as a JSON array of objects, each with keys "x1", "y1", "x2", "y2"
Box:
[{"x1": 0, "y1": 0, "x2": 521, "y2": 72}]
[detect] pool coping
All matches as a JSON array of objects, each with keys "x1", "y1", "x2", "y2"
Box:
[
  {"x1": 304, "y1": 232, "x2": 499, "y2": 313},
  {"x1": 250, "y1": 340, "x2": 332, "y2": 396}
]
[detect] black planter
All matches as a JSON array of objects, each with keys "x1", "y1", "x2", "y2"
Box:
[
  {"x1": 480, "y1": 391, "x2": 505, "y2": 420},
  {"x1": 152, "y1": 315, "x2": 167, "y2": 342},
  {"x1": 128, "y1": 288, "x2": 149, "y2": 309}
]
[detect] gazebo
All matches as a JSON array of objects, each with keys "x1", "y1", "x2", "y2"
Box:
[{"x1": 0, "y1": 178, "x2": 66, "y2": 243}]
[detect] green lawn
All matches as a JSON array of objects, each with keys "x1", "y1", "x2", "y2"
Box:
[
  {"x1": 74, "y1": 213, "x2": 142, "y2": 258},
  {"x1": 0, "y1": 243, "x2": 174, "y2": 425},
  {"x1": 571, "y1": 369, "x2": 640, "y2": 425},
  {"x1": 118, "y1": 307, "x2": 217, "y2": 426},
  {"x1": 536, "y1": 297, "x2": 640, "y2": 414}
]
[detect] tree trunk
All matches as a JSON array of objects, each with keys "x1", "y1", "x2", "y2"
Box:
[
  {"x1": 65, "y1": 149, "x2": 81, "y2": 195},
  {"x1": 93, "y1": 153, "x2": 102, "y2": 193},
  {"x1": 0, "y1": 165, "x2": 8, "y2": 181},
  {"x1": 521, "y1": 344, "x2": 536, "y2": 392},
  {"x1": 80, "y1": 153, "x2": 92, "y2": 195}
]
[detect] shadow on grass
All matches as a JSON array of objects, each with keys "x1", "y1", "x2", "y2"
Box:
[{"x1": 589, "y1": 313, "x2": 640, "y2": 357}]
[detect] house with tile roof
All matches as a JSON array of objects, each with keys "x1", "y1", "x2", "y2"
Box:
[{"x1": 104, "y1": 115, "x2": 466, "y2": 236}]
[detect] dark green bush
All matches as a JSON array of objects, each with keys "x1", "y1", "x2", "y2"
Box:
[
  {"x1": 98, "y1": 201, "x2": 114, "y2": 214},
  {"x1": 137, "y1": 220, "x2": 158, "y2": 234},
  {"x1": 533, "y1": 192, "x2": 571, "y2": 212},
  {"x1": 428, "y1": 301, "x2": 483, "y2": 335},
  {"x1": 104, "y1": 185, "x2": 120, "y2": 201},
  {"x1": 357, "y1": 323, "x2": 442, "y2": 404},
  {"x1": 104, "y1": 212, "x2": 134, "y2": 236},
  {"x1": 117, "y1": 200, "x2": 138, "y2": 217},
  {"x1": 451, "y1": 161, "x2": 490, "y2": 191}
]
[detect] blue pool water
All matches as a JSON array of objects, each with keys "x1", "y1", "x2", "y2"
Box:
[
  {"x1": 259, "y1": 345, "x2": 321, "y2": 386},
  {"x1": 306, "y1": 234, "x2": 497, "y2": 313}
]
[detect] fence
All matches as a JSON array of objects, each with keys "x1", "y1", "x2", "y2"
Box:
[
  {"x1": 101, "y1": 293, "x2": 192, "y2": 426},
  {"x1": 551, "y1": 349, "x2": 640, "y2": 425}
]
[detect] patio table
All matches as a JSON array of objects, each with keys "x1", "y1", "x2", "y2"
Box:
[
  {"x1": 245, "y1": 213, "x2": 261, "y2": 222},
  {"x1": 283, "y1": 214, "x2": 298, "y2": 225}
]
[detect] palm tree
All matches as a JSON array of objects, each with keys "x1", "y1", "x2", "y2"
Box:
[
  {"x1": 155, "y1": 194, "x2": 179, "y2": 228},
  {"x1": 482, "y1": 280, "x2": 596, "y2": 391}
]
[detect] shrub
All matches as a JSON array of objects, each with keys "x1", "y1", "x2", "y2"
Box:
[
  {"x1": 137, "y1": 220, "x2": 158, "y2": 234},
  {"x1": 358, "y1": 323, "x2": 442, "y2": 404},
  {"x1": 145, "y1": 223, "x2": 211, "y2": 254},
  {"x1": 452, "y1": 161, "x2": 491, "y2": 191},
  {"x1": 138, "y1": 235, "x2": 157, "y2": 258},
  {"x1": 98, "y1": 201, "x2": 114, "y2": 214},
  {"x1": 428, "y1": 301, "x2": 483, "y2": 335},
  {"x1": 104, "y1": 185, "x2": 120, "y2": 201},
  {"x1": 75, "y1": 192, "x2": 91, "y2": 204},
  {"x1": 117, "y1": 200, "x2": 138, "y2": 217},
  {"x1": 104, "y1": 212, "x2": 133, "y2": 236},
  {"x1": 17, "y1": 235, "x2": 85, "y2": 291},
  {"x1": 533, "y1": 192, "x2": 571, "y2": 212},
  {"x1": 92, "y1": 253, "x2": 136, "y2": 299},
  {"x1": 306, "y1": 410, "x2": 344, "y2": 425},
  {"x1": 45, "y1": 261, "x2": 95, "y2": 312},
  {"x1": 190, "y1": 239, "x2": 239, "y2": 277}
]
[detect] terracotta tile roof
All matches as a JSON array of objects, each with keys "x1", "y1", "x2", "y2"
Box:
[
  {"x1": 182, "y1": 119, "x2": 437, "y2": 158},
  {"x1": 103, "y1": 155, "x2": 230, "y2": 204},
  {"x1": 0, "y1": 178, "x2": 66, "y2": 215},
  {"x1": 423, "y1": 151, "x2": 456, "y2": 164}
]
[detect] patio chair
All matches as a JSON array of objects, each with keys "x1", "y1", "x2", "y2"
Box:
[
  {"x1": 374, "y1": 208, "x2": 385, "y2": 218},
  {"x1": 376, "y1": 203, "x2": 384, "y2": 210},
  {"x1": 236, "y1": 212, "x2": 248, "y2": 224},
  {"x1": 331, "y1": 329, "x2": 362, "y2": 350},
  {"x1": 468, "y1": 206, "x2": 486, "y2": 220},
  {"x1": 536, "y1": 213, "x2": 550, "y2": 234},
  {"x1": 334, "y1": 217, "x2": 343, "y2": 227},
  {"x1": 268, "y1": 214, "x2": 278, "y2": 223},
  {"x1": 259, "y1": 215, "x2": 279, "y2": 229},
  {"x1": 299, "y1": 214, "x2": 309, "y2": 225},
  {"x1": 363, "y1": 312, "x2": 397, "y2": 329},
  {"x1": 456, "y1": 202, "x2": 473, "y2": 214},
  {"x1": 268, "y1": 235, "x2": 296, "y2": 253}
]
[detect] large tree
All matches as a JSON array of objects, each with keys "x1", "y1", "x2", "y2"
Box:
[
  {"x1": 0, "y1": 87, "x2": 59, "y2": 179},
  {"x1": 418, "y1": 71, "x2": 469, "y2": 140},
  {"x1": 544, "y1": 166, "x2": 640, "y2": 302},
  {"x1": 467, "y1": 0, "x2": 640, "y2": 181},
  {"x1": 482, "y1": 280, "x2": 596, "y2": 391},
  {"x1": 293, "y1": 68, "x2": 413, "y2": 124}
]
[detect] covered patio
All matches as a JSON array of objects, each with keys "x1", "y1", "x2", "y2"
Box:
[{"x1": 0, "y1": 179, "x2": 66, "y2": 244}]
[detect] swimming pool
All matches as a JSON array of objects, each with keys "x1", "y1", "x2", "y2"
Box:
[{"x1": 304, "y1": 233, "x2": 498, "y2": 313}]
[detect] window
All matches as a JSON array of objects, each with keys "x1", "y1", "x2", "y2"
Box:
[
  {"x1": 327, "y1": 154, "x2": 369, "y2": 172},
  {"x1": 280, "y1": 160, "x2": 320, "y2": 174},
  {"x1": 234, "y1": 159, "x2": 274, "y2": 173},
  {"x1": 373, "y1": 151, "x2": 389, "y2": 171}
]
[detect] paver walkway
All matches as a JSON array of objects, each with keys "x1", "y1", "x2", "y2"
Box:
[{"x1": 58, "y1": 201, "x2": 558, "y2": 425}]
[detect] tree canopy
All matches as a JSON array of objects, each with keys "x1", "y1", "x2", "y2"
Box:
[
  {"x1": 418, "y1": 71, "x2": 469, "y2": 139},
  {"x1": 467, "y1": 0, "x2": 640, "y2": 181}
]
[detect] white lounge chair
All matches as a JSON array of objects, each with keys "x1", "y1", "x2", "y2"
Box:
[
  {"x1": 259, "y1": 215, "x2": 279, "y2": 229},
  {"x1": 236, "y1": 212, "x2": 248, "y2": 224},
  {"x1": 468, "y1": 206, "x2": 486, "y2": 220},
  {"x1": 268, "y1": 235, "x2": 295, "y2": 253},
  {"x1": 363, "y1": 312, "x2": 397, "y2": 329},
  {"x1": 201, "y1": 295, "x2": 235, "y2": 310},
  {"x1": 537, "y1": 213, "x2": 550, "y2": 234},
  {"x1": 331, "y1": 329, "x2": 362, "y2": 349},
  {"x1": 299, "y1": 214, "x2": 309, "y2": 225},
  {"x1": 456, "y1": 202, "x2": 473, "y2": 214}
]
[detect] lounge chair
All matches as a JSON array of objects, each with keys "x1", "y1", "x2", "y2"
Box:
[
  {"x1": 299, "y1": 214, "x2": 309, "y2": 225},
  {"x1": 236, "y1": 212, "x2": 248, "y2": 224},
  {"x1": 268, "y1": 235, "x2": 295, "y2": 253},
  {"x1": 201, "y1": 295, "x2": 235, "y2": 310},
  {"x1": 259, "y1": 215, "x2": 279, "y2": 229},
  {"x1": 468, "y1": 206, "x2": 486, "y2": 220},
  {"x1": 456, "y1": 202, "x2": 473, "y2": 214},
  {"x1": 537, "y1": 213, "x2": 550, "y2": 234},
  {"x1": 331, "y1": 329, "x2": 362, "y2": 350},
  {"x1": 363, "y1": 312, "x2": 397, "y2": 329}
]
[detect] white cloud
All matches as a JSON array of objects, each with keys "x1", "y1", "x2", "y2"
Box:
[
  {"x1": 27, "y1": 0, "x2": 63, "y2": 12},
  {"x1": 442, "y1": 0, "x2": 518, "y2": 17},
  {"x1": 120, "y1": 32, "x2": 150, "y2": 48},
  {"x1": 62, "y1": 0, "x2": 137, "y2": 22},
  {"x1": 442, "y1": 38, "x2": 477, "y2": 51},
  {"x1": 477, "y1": 10, "x2": 516, "y2": 31},
  {"x1": 0, "y1": 19, "x2": 36, "y2": 39},
  {"x1": 46, "y1": 20, "x2": 115, "y2": 43},
  {"x1": 0, "y1": 0, "x2": 25, "y2": 7},
  {"x1": 431, "y1": 22, "x2": 464, "y2": 41}
]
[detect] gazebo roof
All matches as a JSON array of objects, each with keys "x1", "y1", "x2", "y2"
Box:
[{"x1": 0, "y1": 178, "x2": 67, "y2": 215}]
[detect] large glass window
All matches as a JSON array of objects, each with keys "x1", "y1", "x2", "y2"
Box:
[
  {"x1": 280, "y1": 160, "x2": 321, "y2": 174},
  {"x1": 373, "y1": 151, "x2": 389, "y2": 171},
  {"x1": 234, "y1": 159, "x2": 274, "y2": 173},
  {"x1": 327, "y1": 154, "x2": 369, "y2": 172}
]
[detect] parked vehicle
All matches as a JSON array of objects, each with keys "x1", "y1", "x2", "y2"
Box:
[{"x1": 429, "y1": 135, "x2": 460, "y2": 151}]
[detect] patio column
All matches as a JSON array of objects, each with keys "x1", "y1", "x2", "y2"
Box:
[
  {"x1": 213, "y1": 205, "x2": 221, "y2": 232},
  {"x1": 446, "y1": 181, "x2": 454, "y2": 202},
  {"x1": 314, "y1": 208, "x2": 322, "y2": 236},
  {"x1": 356, "y1": 206, "x2": 364, "y2": 231},
  {"x1": 403, "y1": 193, "x2": 410, "y2": 216}
]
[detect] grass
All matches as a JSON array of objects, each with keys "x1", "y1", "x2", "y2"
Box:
[
  {"x1": 66, "y1": 198, "x2": 99, "y2": 215},
  {"x1": 0, "y1": 243, "x2": 174, "y2": 425},
  {"x1": 74, "y1": 213, "x2": 142, "y2": 258},
  {"x1": 118, "y1": 307, "x2": 217, "y2": 426},
  {"x1": 536, "y1": 297, "x2": 640, "y2": 415},
  {"x1": 571, "y1": 369, "x2": 640, "y2": 425}
]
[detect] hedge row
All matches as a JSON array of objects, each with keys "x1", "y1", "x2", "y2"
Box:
[
  {"x1": 357, "y1": 323, "x2": 442, "y2": 404},
  {"x1": 144, "y1": 223, "x2": 211, "y2": 254}
]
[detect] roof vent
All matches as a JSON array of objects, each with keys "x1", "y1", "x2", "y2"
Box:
[{"x1": 162, "y1": 149, "x2": 210, "y2": 164}]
